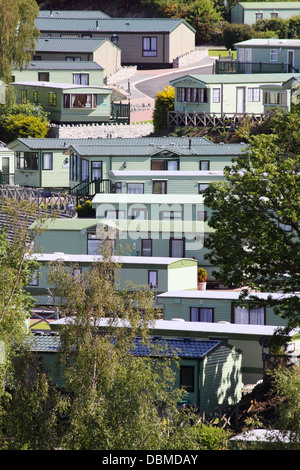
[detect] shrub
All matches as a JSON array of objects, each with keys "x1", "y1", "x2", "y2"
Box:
[
  {"x1": 153, "y1": 85, "x2": 175, "y2": 132},
  {"x1": 222, "y1": 23, "x2": 255, "y2": 50},
  {"x1": 0, "y1": 114, "x2": 49, "y2": 143}
]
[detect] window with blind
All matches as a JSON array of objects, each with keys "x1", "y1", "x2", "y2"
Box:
[
  {"x1": 142, "y1": 37, "x2": 157, "y2": 57},
  {"x1": 153, "y1": 180, "x2": 167, "y2": 194},
  {"x1": 248, "y1": 88, "x2": 260, "y2": 102},
  {"x1": 190, "y1": 307, "x2": 214, "y2": 322},
  {"x1": 232, "y1": 305, "x2": 265, "y2": 324},
  {"x1": 127, "y1": 183, "x2": 144, "y2": 194},
  {"x1": 169, "y1": 238, "x2": 185, "y2": 258},
  {"x1": 177, "y1": 87, "x2": 208, "y2": 103},
  {"x1": 73, "y1": 73, "x2": 89, "y2": 85},
  {"x1": 42, "y1": 152, "x2": 53, "y2": 170},
  {"x1": 151, "y1": 159, "x2": 179, "y2": 170},
  {"x1": 148, "y1": 270, "x2": 158, "y2": 288},
  {"x1": 141, "y1": 239, "x2": 152, "y2": 256}
]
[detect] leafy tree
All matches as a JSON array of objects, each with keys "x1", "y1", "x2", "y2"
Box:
[
  {"x1": 0, "y1": 102, "x2": 50, "y2": 143},
  {"x1": 222, "y1": 23, "x2": 255, "y2": 50},
  {"x1": 0, "y1": 114, "x2": 49, "y2": 143},
  {"x1": 43, "y1": 244, "x2": 228, "y2": 450},
  {"x1": 153, "y1": 85, "x2": 175, "y2": 132},
  {"x1": 0, "y1": 0, "x2": 40, "y2": 104},
  {"x1": 270, "y1": 364, "x2": 300, "y2": 449},
  {"x1": 0, "y1": 198, "x2": 51, "y2": 396},
  {"x1": 0, "y1": 348, "x2": 63, "y2": 450},
  {"x1": 253, "y1": 17, "x2": 289, "y2": 38},
  {"x1": 204, "y1": 111, "x2": 300, "y2": 333}
]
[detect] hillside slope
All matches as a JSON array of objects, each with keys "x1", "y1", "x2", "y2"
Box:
[{"x1": 37, "y1": 0, "x2": 156, "y2": 18}]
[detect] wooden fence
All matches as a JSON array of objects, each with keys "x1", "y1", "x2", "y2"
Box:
[
  {"x1": 168, "y1": 111, "x2": 266, "y2": 128},
  {"x1": 0, "y1": 185, "x2": 77, "y2": 217}
]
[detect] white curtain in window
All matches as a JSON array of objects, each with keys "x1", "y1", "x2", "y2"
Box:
[
  {"x1": 81, "y1": 159, "x2": 89, "y2": 182},
  {"x1": 171, "y1": 239, "x2": 184, "y2": 257},
  {"x1": 127, "y1": 183, "x2": 144, "y2": 194},
  {"x1": 249, "y1": 308, "x2": 264, "y2": 325},
  {"x1": 148, "y1": 271, "x2": 157, "y2": 287},
  {"x1": 234, "y1": 307, "x2": 249, "y2": 324},
  {"x1": 143, "y1": 37, "x2": 150, "y2": 51},
  {"x1": 73, "y1": 74, "x2": 81, "y2": 85},
  {"x1": 199, "y1": 308, "x2": 213, "y2": 322},
  {"x1": 43, "y1": 153, "x2": 52, "y2": 170},
  {"x1": 167, "y1": 160, "x2": 178, "y2": 171},
  {"x1": 190, "y1": 307, "x2": 199, "y2": 322}
]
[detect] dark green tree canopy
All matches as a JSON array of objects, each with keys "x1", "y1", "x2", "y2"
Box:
[{"x1": 204, "y1": 112, "x2": 300, "y2": 332}]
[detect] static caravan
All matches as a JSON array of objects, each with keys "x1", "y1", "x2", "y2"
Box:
[
  {"x1": 30, "y1": 37, "x2": 121, "y2": 79},
  {"x1": 158, "y1": 290, "x2": 289, "y2": 327},
  {"x1": 7, "y1": 137, "x2": 110, "y2": 190},
  {"x1": 26, "y1": 252, "x2": 198, "y2": 306},
  {"x1": 65, "y1": 136, "x2": 244, "y2": 193},
  {"x1": 35, "y1": 17, "x2": 196, "y2": 69},
  {"x1": 148, "y1": 319, "x2": 292, "y2": 385},
  {"x1": 231, "y1": 2, "x2": 300, "y2": 25},
  {"x1": 234, "y1": 39, "x2": 300, "y2": 74},
  {"x1": 13, "y1": 81, "x2": 112, "y2": 123},
  {"x1": 32, "y1": 326, "x2": 243, "y2": 411},
  {"x1": 13, "y1": 61, "x2": 105, "y2": 88},
  {"x1": 91, "y1": 193, "x2": 212, "y2": 272},
  {"x1": 170, "y1": 73, "x2": 297, "y2": 115}
]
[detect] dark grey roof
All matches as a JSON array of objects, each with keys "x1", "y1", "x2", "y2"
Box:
[
  {"x1": 38, "y1": 10, "x2": 110, "y2": 19},
  {"x1": 15, "y1": 61, "x2": 103, "y2": 71},
  {"x1": 132, "y1": 337, "x2": 224, "y2": 359},
  {"x1": 31, "y1": 332, "x2": 224, "y2": 359},
  {"x1": 35, "y1": 37, "x2": 111, "y2": 53},
  {"x1": 36, "y1": 17, "x2": 196, "y2": 34},
  {"x1": 8, "y1": 137, "x2": 246, "y2": 156}
]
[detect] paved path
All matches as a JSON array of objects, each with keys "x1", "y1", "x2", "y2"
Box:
[{"x1": 113, "y1": 48, "x2": 215, "y2": 123}]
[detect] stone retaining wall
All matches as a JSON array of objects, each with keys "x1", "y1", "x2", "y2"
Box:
[{"x1": 48, "y1": 122, "x2": 154, "y2": 139}]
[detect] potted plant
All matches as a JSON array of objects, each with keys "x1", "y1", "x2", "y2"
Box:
[{"x1": 198, "y1": 268, "x2": 207, "y2": 291}]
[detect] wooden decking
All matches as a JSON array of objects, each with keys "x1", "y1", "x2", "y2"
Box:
[{"x1": 168, "y1": 111, "x2": 266, "y2": 128}]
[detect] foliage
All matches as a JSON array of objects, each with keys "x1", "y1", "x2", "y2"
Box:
[
  {"x1": 0, "y1": 0, "x2": 40, "y2": 105},
  {"x1": 140, "y1": 0, "x2": 223, "y2": 44},
  {"x1": 0, "y1": 348, "x2": 64, "y2": 450},
  {"x1": 153, "y1": 85, "x2": 175, "y2": 132},
  {"x1": 42, "y1": 244, "x2": 206, "y2": 450},
  {"x1": 0, "y1": 198, "x2": 51, "y2": 397},
  {"x1": 270, "y1": 365, "x2": 300, "y2": 449},
  {"x1": 222, "y1": 23, "x2": 255, "y2": 50},
  {"x1": 204, "y1": 111, "x2": 300, "y2": 333},
  {"x1": 198, "y1": 268, "x2": 207, "y2": 282},
  {"x1": 0, "y1": 102, "x2": 49, "y2": 121},
  {"x1": 253, "y1": 17, "x2": 290, "y2": 38},
  {"x1": 76, "y1": 200, "x2": 96, "y2": 218},
  {"x1": 253, "y1": 15, "x2": 300, "y2": 39},
  {"x1": 167, "y1": 419, "x2": 230, "y2": 450},
  {"x1": 0, "y1": 114, "x2": 49, "y2": 143},
  {"x1": 0, "y1": 102, "x2": 50, "y2": 143}
]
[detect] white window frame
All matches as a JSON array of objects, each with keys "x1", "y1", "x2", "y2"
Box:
[
  {"x1": 248, "y1": 88, "x2": 260, "y2": 102},
  {"x1": 270, "y1": 49, "x2": 278, "y2": 62},
  {"x1": 213, "y1": 88, "x2": 220, "y2": 103}
]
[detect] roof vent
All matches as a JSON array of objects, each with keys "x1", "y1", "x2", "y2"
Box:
[{"x1": 171, "y1": 318, "x2": 185, "y2": 322}]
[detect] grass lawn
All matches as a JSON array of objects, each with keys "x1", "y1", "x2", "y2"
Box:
[
  {"x1": 30, "y1": 319, "x2": 51, "y2": 330},
  {"x1": 209, "y1": 49, "x2": 236, "y2": 58}
]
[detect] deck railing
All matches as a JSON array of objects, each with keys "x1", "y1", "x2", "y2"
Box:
[
  {"x1": 69, "y1": 178, "x2": 114, "y2": 200},
  {"x1": 0, "y1": 185, "x2": 77, "y2": 217},
  {"x1": 0, "y1": 172, "x2": 15, "y2": 185},
  {"x1": 214, "y1": 60, "x2": 299, "y2": 74},
  {"x1": 168, "y1": 111, "x2": 265, "y2": 128}
]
